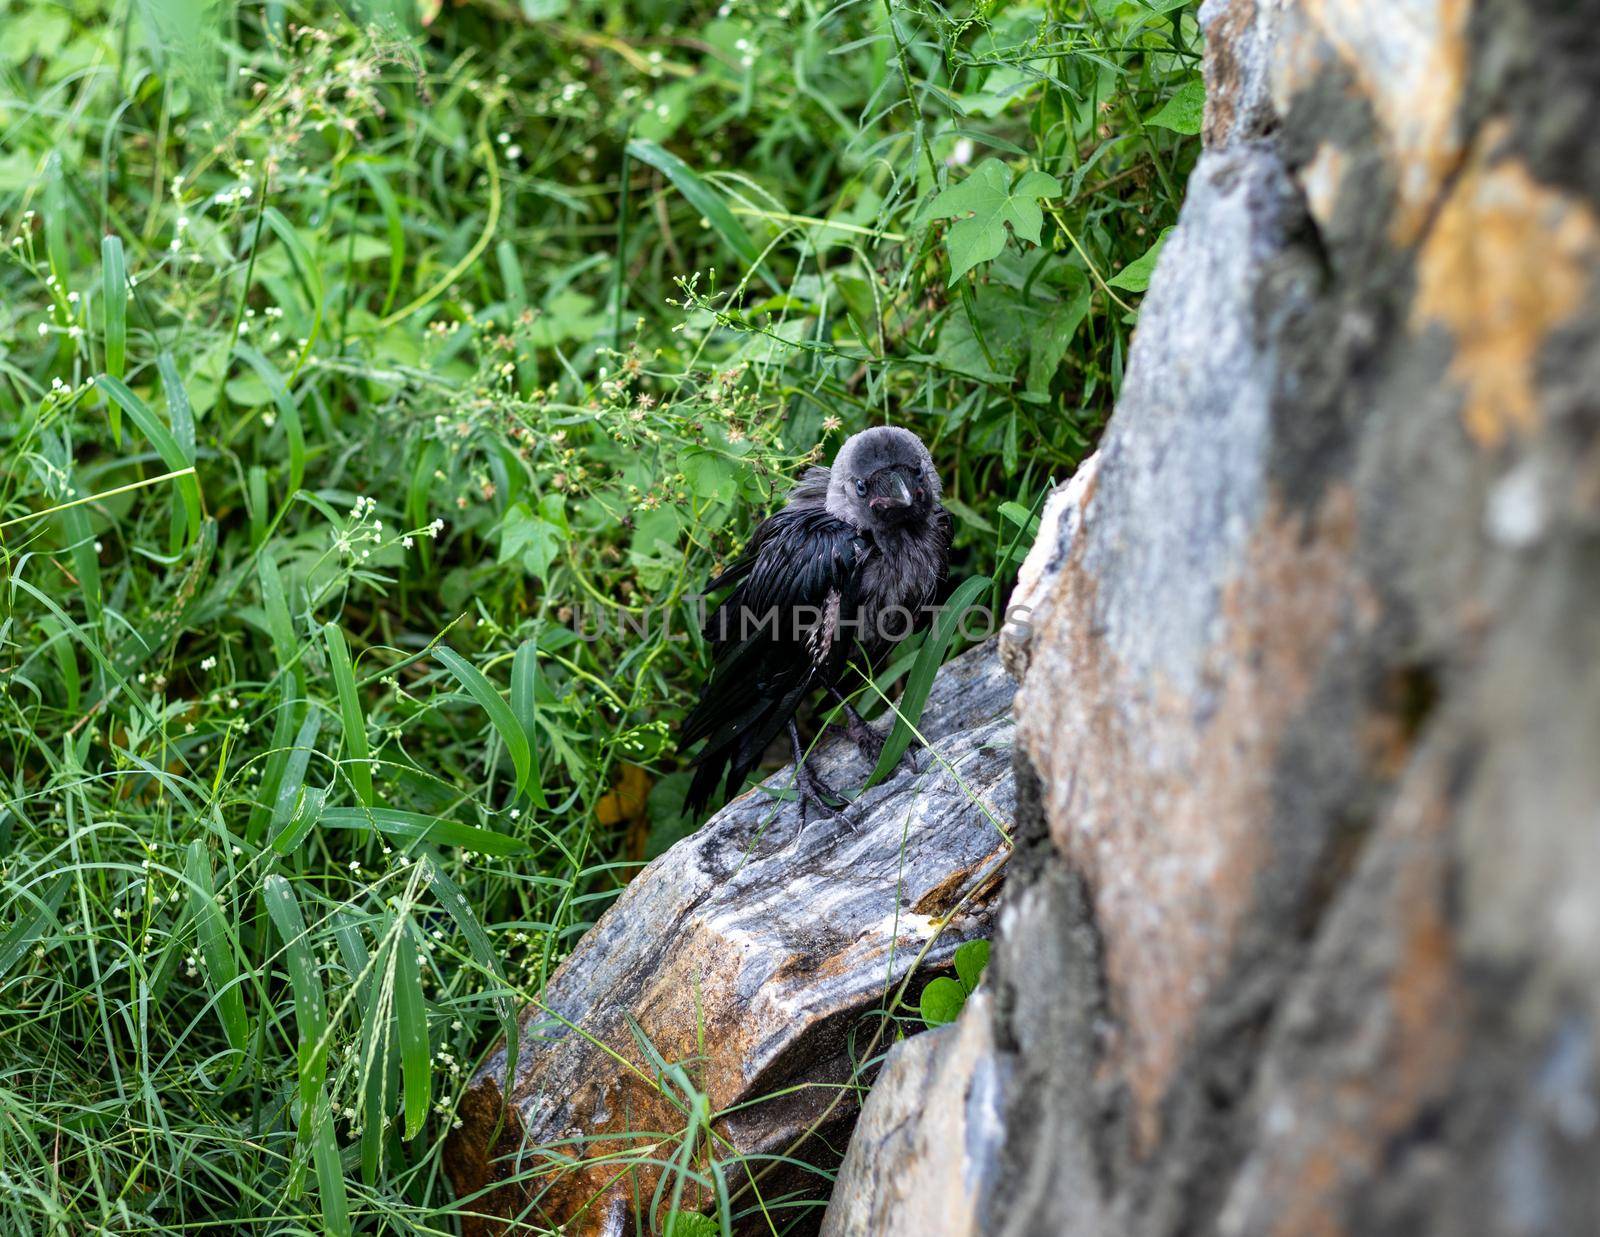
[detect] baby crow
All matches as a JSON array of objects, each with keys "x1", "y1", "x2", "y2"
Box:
[{"x1": 681, "y1": 426, "x2": 951, "y2": 825}]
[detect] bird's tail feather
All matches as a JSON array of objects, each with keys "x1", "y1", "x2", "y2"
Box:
[{"x1": 682, "y1": 677, "x2": 810, "y2": 818}]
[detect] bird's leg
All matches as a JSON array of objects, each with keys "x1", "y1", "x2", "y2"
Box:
[
  {"x1": 788, "y1": 719, "x2": 849, "y2": 832},
  {"x1": 824, "y1": 686, "x2": 921, "y2": 770}
]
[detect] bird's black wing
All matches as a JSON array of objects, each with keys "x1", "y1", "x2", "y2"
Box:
[{"x1": 681, "y1": 506, "x2": 867, "y2": 815}]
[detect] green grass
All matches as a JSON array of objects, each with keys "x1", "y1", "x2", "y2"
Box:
[{"x1": 0, "y1": 0, "x2": 1199, "y2": 1231}]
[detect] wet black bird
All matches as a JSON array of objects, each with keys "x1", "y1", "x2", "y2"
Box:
[{"x1": 681, "y1": 426, "x2": 951, "y2": 824}]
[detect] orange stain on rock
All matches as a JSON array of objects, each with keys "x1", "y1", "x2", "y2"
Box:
[
  {"x1": 1286, "y1": 0, "x2": 1472, "y2": 242},
  {"x1": 1017, "y1": 485, "x2": 1375, "y2": 1152},
  {"x1": 1413, "y1": 133, "x2": 1600, "y2": 449}
]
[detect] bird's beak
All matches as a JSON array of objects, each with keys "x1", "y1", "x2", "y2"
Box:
[{"x1": 869, "y1": 470, "x2": 913, "y2": 511}]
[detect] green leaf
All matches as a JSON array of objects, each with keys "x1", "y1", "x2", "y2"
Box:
[
  {"x1": 954, "y1": 939, "x2": 990, "y2": 993},
  {"x1": 185, "y1": 842, "x2": 248, "y2": 1052},
  {"x1": 434, "y1": 648, "x2": 533, "y2": 801},
  {"x1": 0, "y1": 8, "x2": 70, "y2": 63},
  {"x1": 311, "y1": 1098, "x2": 352, "y2": 1237},
  {"x1": 357, "y1": 163, "x2": 405, "y2": 315},
  {"x1": 942, "y1": 496, "x2": 994, "y2": 535},
  {"x1": 498, "y1": 500, "x2": 564, "y2": 581},
  {"x1": 934, "y1": 283, "x2": 1083, "y2": 392},
  {"x1": 523, "y1": 289, "x2": 607, "y2": 348},
  {"x1": 394, "y1": 925, "x2": 430, "y2": 1139},
  {"x1": 1026, "y1": 284, "x2": 1092, "y2": 398},
  {"x1": 928, "y1": 159, "x2": 1061, "y2": 284},
  {"x1": 866, "y1": 574, "x2": 992, "y2": 786},
  {"x1": 681, "y1": 450, "x2": 739, "y2": 503},
  {"x1": 424, "y1": 856, "x2": 519, "y2": 1076},
  {"x1": 998, "y1": 501, "x2": 1042, "y2": 537},
  {"x1": 268, "y1": 709, "x2": 323, "y2": 854},
  {"x1": 323, "y1": 623, "x2": 373, "y2": 807},
  {"x1": 261, "y1": 206, "x2": 324, "y2": 376},
  {"x1": 262, "y1": 875, "x2": 329, "y2": 1123},
  {"x1": 320, "y1": 807, "x2": 525, "y2": 856},
  {"x1": 919, "y1": 976, "x2": 966, "y2": 1027},
  {"x1": 1147, "y1": 76, "x2": 1204, "y2": 135},
  {"x1": 97, "y1": 375, "x2": 203, "y2": 542},
  {"x1": 509, "y1": 639, "x2": 548, "y2": 810},
  {"x1": 663, "y1": 1213, "x2": 721, "y2": 1237},
  {"x1": 102, "y1": 237, "x2": 127, "y2": 396},
  {"x1": 234, "y1": 342, "x2": 305, "y2": 498},
  {"x1": 0, "y1": 876, "x2": 67, "y2": 982},
  {"x1": 1108, "y1": 226, "x2": 1174, "y2": 293},
  {"x1": 626, "y1": 138, "x2": 770, "y2": 285}
]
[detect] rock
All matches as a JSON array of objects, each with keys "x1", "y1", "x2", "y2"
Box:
[
  {"x1": 998, "y1": 450, "x2": 1099, "y2": 682},
  {"x1": 444, "y1": 639, "x2": 1017, "y2": 1236},
  {"x1": 820, "y1": 991, "x2": 1007, "y2": 1237},
  {"x1": 823, "y1": 1, "x2": 1600, "y2": 1234}
]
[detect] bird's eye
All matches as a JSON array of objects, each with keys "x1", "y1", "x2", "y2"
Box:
[{"x1": 854, "y1": 477, "x2": 867, "y2": 497}]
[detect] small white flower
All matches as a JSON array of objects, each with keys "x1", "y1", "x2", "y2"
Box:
[
  {"x1": 94, "y1": 540, "x2": 103, "y2": 553},
  {"x1": 200, "y1": 656, "x2": 217, "y2": 671},
  {"x1": 37, "y1": 322, "x2": 49, "y2": 337}
]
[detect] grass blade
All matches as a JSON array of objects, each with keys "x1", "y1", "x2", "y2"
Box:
[
  {"x1": 96, "y1": 374, "x2": 203, "y2": 542},
  {"x1": 0, "y1": 876, "x2": 67, "y2": 982},
  {"x1": 268, "y1": 708, "x2": 324, "y2": 854},
  {"x1": 509, "y1": 638, "x2": 547, "y2": 809},
  {"x1": 184, "y1": 841, "x2": 248, "y2": 1052},
  {"x1": 234, "y1": 342, "x2": 306, "y2": 498},
  {"x1": 434, "y1": 647, "x2": 531, "y2": 802},
  {"x1": 358, "y1": 162, "x2": 405, "y2": 315},
  {"x1": 311, "y1": 1097, "x2": 352, "y2": 1237},
  {"x1": 866, "y1": 574, "x2": 992, "y2": 786},
  {"x1": 261, "y1": 206, "x2": 325, "y2": 379},
  {"x1": 626, "y1": 139, "x2": 770, "y2": 285},
  {"x1": 101, "y1": 236, "x2": 127, "y2": 424},
  {"x1": 424, "y1": 855, "x2": 517, "y2": 1076},
  {"x1": 323, "y1": 622, "x2": 373, "y2": 806},
  {"x1": 319, "y1": 807, "x2": 524, "y2": 857},
  {"x1": 393, "y1": 923, "x2": 430, "y2": 1139},
  {"x1": 262, "y1": 874, "x2": 329, "y2": 1125}
]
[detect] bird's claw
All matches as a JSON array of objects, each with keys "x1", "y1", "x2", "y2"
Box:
[
  {"x1": 793, "y1": 760, "x2": 851, "y2": 833},
  {"x1": 851, "y1": 725, "x2": 886, "y2": 768}
]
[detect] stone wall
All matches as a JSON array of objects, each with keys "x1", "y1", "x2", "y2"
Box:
[{"x1": 825, "y1": 1, "x2": 1600, "y2": 1233}]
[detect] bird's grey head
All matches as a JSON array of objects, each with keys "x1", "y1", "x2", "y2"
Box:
[{"x1": 826, "y1": 426, "x2": 941, "y2": 534}]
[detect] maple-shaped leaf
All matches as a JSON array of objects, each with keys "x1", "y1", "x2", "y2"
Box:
[{"x1": 928, "y1": 158, "x2": 1062, "y2": 284}]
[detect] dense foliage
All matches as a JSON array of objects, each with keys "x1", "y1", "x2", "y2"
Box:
[{"x1": 0, "y1": 0, "x2": 1200, "y2": 1231}]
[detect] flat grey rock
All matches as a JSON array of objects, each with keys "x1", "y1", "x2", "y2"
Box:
[{"x1": 444, "y1": 639, "x2": 1016, "y2": 1236}]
